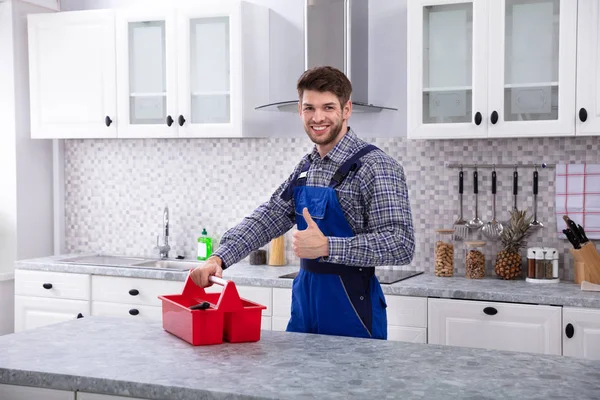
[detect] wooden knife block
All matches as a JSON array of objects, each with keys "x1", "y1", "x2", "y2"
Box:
[
  {"x1": 570, "y1": 242, "x2": 600, "y2": 285},
  {"x1": 268, "y1": 235, "x2": 286, "y2": 266}
]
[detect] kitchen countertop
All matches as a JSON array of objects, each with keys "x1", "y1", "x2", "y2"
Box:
[
  {"x1": 15, "y1": 254, "x2": 600, "y2": 309},
  {"x1": 1, "y1": 317, "x2": 599, "y2": 400}
]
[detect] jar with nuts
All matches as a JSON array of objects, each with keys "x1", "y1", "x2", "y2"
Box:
[
  {"x1": 465, "y1": 241, "x2": 486, "y2": 279},
  {"x1": 434, "y1": 229, "x2": 455, "y2": 277}
]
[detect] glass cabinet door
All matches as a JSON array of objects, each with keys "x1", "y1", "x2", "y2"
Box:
[
  {"x1": 488, "y1": 0, "x2": 576, "y2": 137},
  {"x1": 189, "y1": 17, "x2": 231, "y2": 125},
  {"x1": 408, "y1": 0, "x2": 488, "y2": 139},
  {"x1": 116, "y1": 10, "x2": 177, "y2": 137}
]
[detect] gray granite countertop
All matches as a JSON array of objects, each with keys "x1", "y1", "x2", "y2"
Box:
[
  {"x1": 1, "y1": 317, "x2": 599, "y2": 400},
  {"x1": 16, "y1": 254, "x2": 600, "y2": 309}
]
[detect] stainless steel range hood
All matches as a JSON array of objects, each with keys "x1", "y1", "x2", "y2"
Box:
[{"x1": 255, "y1": 0, "x2": 396, "y2": 113}]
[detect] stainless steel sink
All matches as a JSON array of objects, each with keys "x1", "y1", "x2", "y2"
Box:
[
  {"x1": 57, "y1": 255, "x2": 147, "y2": 267},
  {"x1": 134, "y1": 259, "x2": 203, "y2": 271},
  {"x1": 56, "y1": 255, "x2": 203, "y2": 271}
]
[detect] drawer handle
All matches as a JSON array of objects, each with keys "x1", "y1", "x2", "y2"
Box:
[
  {"x1": 565, "y1": 323, "x2": 574, "y2": 338},
  {"x1": 42, "y1": 283, "x2": 53, "y2": 290},
  {"x1": 483, "y1": 307, "x2": 498, "y2": 316},
  {"x1": 129, "y1": 289, "x2": 139, "y2": 296},
  {"x1": 129, "y1": 309, "x2": 139, "y2": 316},
  {"x1": 77, "y1": 313, "x2": 84, "y2": 319}
]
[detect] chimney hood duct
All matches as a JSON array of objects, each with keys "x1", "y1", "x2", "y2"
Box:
[{"x1": 256, "y1": 0, "x2": 396, "y2": 113}]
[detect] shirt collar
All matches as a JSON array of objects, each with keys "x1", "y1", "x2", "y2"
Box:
[{"x1": 309, "y1": 127, "x2": 359, "y2": 166}]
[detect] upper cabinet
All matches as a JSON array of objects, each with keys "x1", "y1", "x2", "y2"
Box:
[
  {"x1": 28, "y1": 10, "x2": 117, "y2": 139},
  {"x1": 407, "y1": 0, "x2": 579, "y2": 139},
  {"x1": 28, "y1": 0, "x2": 269, "y2": 139},
  {"x1": 576, "y1": 0, "x2": 600, "y2": 135}
]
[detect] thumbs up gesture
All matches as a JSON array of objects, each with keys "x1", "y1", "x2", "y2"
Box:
[{"x1": 293, "y1": 208, "x2": 329, "y2": 259}]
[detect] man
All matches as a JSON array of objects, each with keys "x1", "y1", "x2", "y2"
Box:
[{"x1": 190, "y1": 66, "x2": 415, "y2": 339}]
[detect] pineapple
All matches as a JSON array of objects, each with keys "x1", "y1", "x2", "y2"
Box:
[{"x1": 494, "y1": 209, "x2": 534, "y2": 280}]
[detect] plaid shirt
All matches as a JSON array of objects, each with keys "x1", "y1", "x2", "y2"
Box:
[{"x1": 214, "y1": 128, "x2": 415, "y2": 269}]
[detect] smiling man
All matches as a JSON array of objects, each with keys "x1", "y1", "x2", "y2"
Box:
[{"x1": 190, "y1": 66, "x2": 415, "y2": 339}]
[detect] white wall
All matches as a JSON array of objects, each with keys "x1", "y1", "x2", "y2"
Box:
[{"x1": 59, "y1": 0, "x2": 408, "y2": 138}]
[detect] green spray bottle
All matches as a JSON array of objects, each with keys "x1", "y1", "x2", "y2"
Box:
[{"x1": 197, "y1": 228, "x2": 213, "y2": 261}]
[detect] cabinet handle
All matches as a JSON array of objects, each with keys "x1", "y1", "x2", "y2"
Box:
[
  {"x1": 129, "y1": 309, "x2": 139, "y2": 316},
  {"x1": 565, "y1": 323, "x2": 574, "y2": 338},
  {"x1": 579, "y1": 108, "x2": 588, "y2": 122},
  {"x1": 77, "y1": 313, "x2": 84, "y2": 319},
  {"x1": 166, "y1": 115, "x2": 174, "y2": 127},
  {"x1": 129, "y1": 289, "x2": 139, "y2": 296},
  {"x1": 483, "y1": 307, "x2": 498, "y2": 316},
  {"x1": 178, "y1": 115, "x2": 186, "y2": 126},
  {"x1": 490, "y1": 111, "x2": 498, "y2": 125},
  {"x1": 474, "y1": 112, "x2": 482, "y2": 126},
  {"x1": 42, "y1": 283, "x2": 53, "y2": 289},
  {"x1": 105, "y1": 116, "x2": 113, "y2": 127}
]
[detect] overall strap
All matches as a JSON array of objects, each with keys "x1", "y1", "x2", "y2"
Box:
[
  {"x1": 329, "y1": 144, "x2": 378, "y2": 189},
  {"x1": 280, "y1": 159, "x2": 312, "y2": 201}
]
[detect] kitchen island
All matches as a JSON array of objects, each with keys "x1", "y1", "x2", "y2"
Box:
[{"x1": 0, "y1": 317, "x2": 599, "y2": 399}]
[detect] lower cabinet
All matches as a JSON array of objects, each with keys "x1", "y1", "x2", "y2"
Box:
[
  {"x1": 563, "y1": 307, "x2": 600, "y2": 360},
  {"x1": 0, "y1": 384, "x2": 73, "y2": 400},
  {"x1": 14, "y1": 296, "x2": 89, "y2": 332},
  {"x1": 271, "y1": 288, "x2": 292, "y2": 332},
  {"x1": 386, "y1": 295, "x2": 427, "y2": 343},
  {"x1": 428, "y1": 298, "x2": 562, "y2": 355},
  {"x1": 91, "y1": 301, "x2": 162, "y2": 322}
]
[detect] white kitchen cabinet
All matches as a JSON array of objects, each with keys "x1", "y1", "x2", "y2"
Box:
[
  {"x1": 386, "y1": 295, "x2": 427, "y2": 343},
  {"x1": 428, "y1": 298, "x2": 562, "y2": 355},
  {"x1": 0, "y1": 384, "x2": 73, "y2": 400},
  {"x1": 91, "y1": 301, "x2": 162, "y2": 322},
  {"x1": 576, "y1": 0, "x2": 600, "y2": 135},
  {"x1": 14, "y1": 296, "x2": 89, "y2": 332},
  {"x1": 91, "y1": 275, "x2": 182, "y2": 307},
  {"x1": 115, "y1": 8, "x2": 178, "y2": 138},
  {"x1": 28, "y1": 10, "x2": 117, "y2": 139},
  {"x1": 14, "y1": 270, "x2": 90, "y2": 332},
  {"x1": 271, "y1": 287, "x2": 291, "y2": 332},
  {"x1": 563, "y1": 307, "x2": 600, "y2": 360},
  {"x1": 407, "y1": 0, "x2": 577, "y2": 139}
]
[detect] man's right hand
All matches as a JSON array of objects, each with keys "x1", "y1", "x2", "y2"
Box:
[{"x1": 190, "y1": 256, "x2": 224, "y2": 288}]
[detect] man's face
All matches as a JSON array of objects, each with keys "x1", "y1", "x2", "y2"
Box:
[{"x1": 299, "y1": 90, "x2": 351, "y2": 147}]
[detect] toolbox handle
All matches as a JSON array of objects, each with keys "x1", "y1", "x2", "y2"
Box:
[
  {"x1": 182, "y1": 273, "x2": 243, "y2": 313},
  {"x1": 209, "y1": 275, "x2": 228, "y2": 286}
]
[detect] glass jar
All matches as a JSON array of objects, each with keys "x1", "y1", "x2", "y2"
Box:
[
  {"x1": 544, "y1": 248, "x2": 557, "y2": 279},
  {"x1": 465, "y1": 241, "x2": 486, "y2": 279},
  {"x1": 535, "y1": 248, "x2": 546, "y2": 279},
  {"x1": 527, "y1": 247, "x2": 538, "y2": 279},
  {"x1": 434, "y1": 229, "x2": 455, "y2": 277}
]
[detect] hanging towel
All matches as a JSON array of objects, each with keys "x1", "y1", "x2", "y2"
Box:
[{"x1": 555, "y1": 164, "x2": 600, "y2": 239}]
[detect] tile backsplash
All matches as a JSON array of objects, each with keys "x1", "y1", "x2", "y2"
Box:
[{"x1": 65, "y1": 134, "x2": 600, "y2": 280}]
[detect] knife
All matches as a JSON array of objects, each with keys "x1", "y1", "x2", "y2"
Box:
[
  {"x1": 563, "y1": 215, "x2": 585, "y2": 244},
  {"x1": 577, "y1": 224, "x2": 590, "y2": 244},
  {"x1": 563, "y1": 229, "x2": 581, "y2": 249}
]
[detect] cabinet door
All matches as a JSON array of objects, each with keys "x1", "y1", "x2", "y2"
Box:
[
  {"x1": 0, "y1": 384, "x2": 73, "y2": 400},
  {"x1": 14, "y1": 295, "x2": 89, "y2": 332},
  {"x1": 428, "y1": 298, "x2": 561, "y2": 355},
  {"x1": 115, "y1": 9, "x2": 178, "y2": 138},
  {"x1": 177, "y1": 1, "x2": 242, "y2": 138},
  {"x1": 91, "y1": 301, "x2": 162, "y2": 322},
  {"x1": 487, "y1": 0, "x2": 576, "y2": 137},
  {"x1": 576, "y1": 0, "x2": 600, "y2": 135},
  {"x1": 388, "y1": 326, "x2": 427, "y2": 343},
  {"x1": 407, "y1": 0, "x2": 488, "y2": 139},
  {"x1": 563, "y1": 307, "x2": 600, "y2": 360},
  {"x1": 28, "y1": 10, "x2": 116, "y2": 139}
]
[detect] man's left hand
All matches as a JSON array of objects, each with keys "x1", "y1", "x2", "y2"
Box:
[{"x1": 293, "y1": 208, "x2": 329, "y2": 259}]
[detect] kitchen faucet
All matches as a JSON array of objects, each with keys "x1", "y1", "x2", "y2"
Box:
[{"x1": 155, "y1": 206, "x2": 170, "y2": 259}]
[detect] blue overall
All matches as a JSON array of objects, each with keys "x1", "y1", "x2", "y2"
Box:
[{"x1": 281, "y1": 145, "x2": 387, "y2": 339}]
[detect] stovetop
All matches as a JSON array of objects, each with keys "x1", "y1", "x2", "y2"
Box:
[{"x1": 278, "y1": 269, "x2": 423, "y2": 285}]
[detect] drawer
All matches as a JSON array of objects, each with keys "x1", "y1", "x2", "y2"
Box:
[
  {"x1": 386, "y1": 295, "x2": 427, "y2": 328},
  {"x1": 272, "y1": 288, "x2": 292, "y2": 317},
  {"x1": 92, "y1": 301, "x2": 162, "y2": 322},
  {"x1": 92, "y1": 276, "x2": 182, "y2": 307},
  {"x1": 15, "y1": 270, "x2": 90, "y2": 300}
]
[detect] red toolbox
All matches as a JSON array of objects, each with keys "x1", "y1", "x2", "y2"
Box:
[{"x1": 158, "y1": 274, "x2": 266, "y2": 345}]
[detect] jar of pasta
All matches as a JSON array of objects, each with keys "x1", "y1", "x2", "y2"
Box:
[
  {"x1": 434, "y1": 229, "x2": 455, "y2": 277},
  {"x1": 465, "y1": 241, "x2": 486, "y2": 279}
]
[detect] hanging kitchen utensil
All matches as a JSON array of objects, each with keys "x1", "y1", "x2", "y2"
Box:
[
  {"x1": 529, "y1": 168, "x2": 543, "y2": 229},
  {"x1": 453, "y1": 168, "x2": 469, "y2": 240},
  {"x1": 512, "y1": 167, "x2": 518, "y2": 211},
  {"x1": 482, "y1": 169, "x2": 503, "y2": 240},
  {"x1": 467, "y1": 169, "x2": 484, "y2": 230}
]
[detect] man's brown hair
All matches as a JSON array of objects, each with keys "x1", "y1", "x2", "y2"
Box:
[{"x1": 297, "y1": 66, "x2": 352, "y2": 108}]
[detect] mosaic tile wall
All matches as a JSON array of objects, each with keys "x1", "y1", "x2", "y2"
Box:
[{"x1": 64, "y1": 134, "x2": 600, "y2": 281}]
